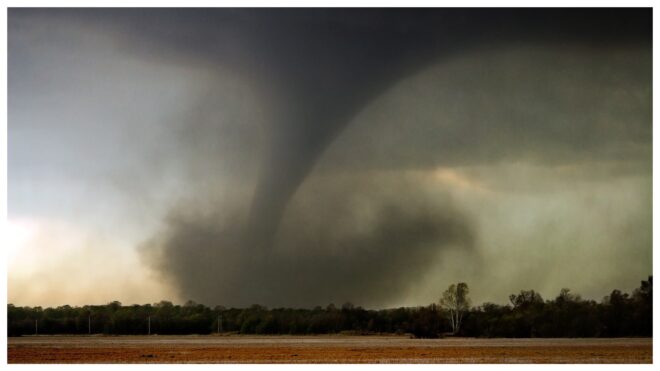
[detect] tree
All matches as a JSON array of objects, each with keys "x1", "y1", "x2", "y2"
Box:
[
  {"x1": 509, "y1": 290, "x2": 543, "y2": 310},
  {"x1": 631, "y1": 276, "x2": 652, "y2": 336},
  {"x1": 440, "y1": 282, "x2": 471, "y2": 335},
  {"x1": 556, "y1": 288, "x2": 580, "y2": 306}
]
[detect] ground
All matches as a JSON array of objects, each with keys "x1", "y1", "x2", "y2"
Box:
[{"x1": 7, "y1": 335, "x2": 652, "y2": 363}]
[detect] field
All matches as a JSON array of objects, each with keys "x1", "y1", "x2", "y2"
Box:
[{"x1": 8, "y1": 335, "x2": 651, "y2": 364}]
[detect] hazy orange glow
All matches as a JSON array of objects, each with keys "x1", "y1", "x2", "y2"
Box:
[{"x1": 7, "y1": 218, "x2": 176, "y2": 307}]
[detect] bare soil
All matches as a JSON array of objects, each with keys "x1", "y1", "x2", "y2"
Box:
[{"x1": 7, "y1": 335, "x2": 652, "y2": 364}]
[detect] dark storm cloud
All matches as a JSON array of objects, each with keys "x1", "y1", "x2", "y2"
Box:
[
  {"x1": 141, "y1": 174, "x2": 475, "y2": 308},
  {"x1": 10, "y1": 8, "x2": 651, "y2": 247},
  {"x1": 9, "y1": 8, "x2": 652, "y2": 307},
  {"x1": 318, "y1": 46, "x2": 651, "y2": 174}
]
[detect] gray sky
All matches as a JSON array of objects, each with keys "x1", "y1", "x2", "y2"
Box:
[{"x1": 8, "y1": 9, "x2": 651, "y2": 308}]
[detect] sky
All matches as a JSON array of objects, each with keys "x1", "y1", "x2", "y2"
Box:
[{"x1": 7, "y1": 8, "x2": 652, "y2": 309}]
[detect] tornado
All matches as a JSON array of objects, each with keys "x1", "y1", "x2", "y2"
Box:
[
  {"x1": 237, "y1": 8, "x2": 651, "y2": 251},
  {"x1": 10, "y1": 8, "x2": 649, "y2": 307}
]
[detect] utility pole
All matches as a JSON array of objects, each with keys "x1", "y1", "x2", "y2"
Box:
[
  {"x1": 35, "y1": 319, "x2": 38, "y2": 335},
  {"x1": 217, "y1": 315, "x2": 222, "y2": 334},
  {"x1": 148, "y1": 316, "x2": 151, "y2": 335},
  {"x1": 88, "y1": 315, "x2": 91, "y2": 335}
]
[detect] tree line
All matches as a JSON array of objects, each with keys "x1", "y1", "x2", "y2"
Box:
[{"x1": 8, "y1": 276, "x2": 651, "y2": 338}]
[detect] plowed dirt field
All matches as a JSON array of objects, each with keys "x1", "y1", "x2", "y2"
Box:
[{"x1": 8, "y1": 335, "x2": 651, "y2": 363}]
